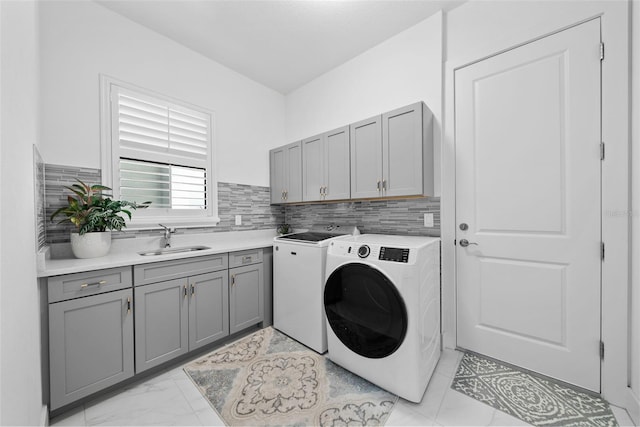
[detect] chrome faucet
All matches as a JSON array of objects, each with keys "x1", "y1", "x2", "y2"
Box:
[{"x1": 159, "y1": 224, "x2": 176, "y2": 248}]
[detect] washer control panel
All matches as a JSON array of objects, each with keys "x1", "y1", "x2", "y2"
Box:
[{"x1": 379, "y1": 247, "x2": 410, "y2": 263}]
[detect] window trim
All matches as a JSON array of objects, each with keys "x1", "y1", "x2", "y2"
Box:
[{"x1": 99, "y1": 75, "x2": 219, "y2": 229}]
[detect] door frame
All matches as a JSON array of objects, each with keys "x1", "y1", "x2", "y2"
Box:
[{"x1": 441, "y1": 7, "x2": 630, "y2": 407}]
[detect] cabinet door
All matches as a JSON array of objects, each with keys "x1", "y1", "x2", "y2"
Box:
[
  {"x1": 49, "y1": 289, "x2": 134, "y2": 410},
  {"x1": 135, "y1": 279, "x2": 188, "y2": 373},
  {"x1": 188, "y1": 271, "x2": 229, "y2": 350},
  {"x1": 302, "y1": 134, "x2": 324, "y2": 202},
  {"x1": 270, "y1": 147, "x2": 286, "y2": 204},
  {"x1": 350, "y1": 116, "x2": 383, "y2": 199},
  {"x1": 229, "y1": 264, "x2": 264, "y2": 334},
  {"x1": 285, "y1": 141, "x2": 303, "y2": 203},
  {"x1": 324, "y1": 126, "x2": 350, "y2": 201},
  {"x1": 382, "y1": 102, "x2": 425, "y2": 197}
]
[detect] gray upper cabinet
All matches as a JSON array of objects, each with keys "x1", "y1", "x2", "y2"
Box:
[
  {"x1": 274, "y1": 101, "x2": 434, "y2": 203},
  {"x1": 270, "y1": 146, "x2": 286, "y2": 204},
  {"x1": 270, "y1": 141, "x2": 302, "y2": 204},
  {"x1": 188, "y1": 271, "x2": 229, "y2": 350},
  {"x1": 135, "y1": 278, "x2": 189, "y2": 373},
  {"x1": 303, "y1": 126, "x2": 350, "y2": 202},
  {"x1": 351, "y1": 102, "x2": 433, "y2": 199},
  {"x1": 382, "y1": 102, "x2": 434, "y2": 197},
  {"x1": 302, "y1": 134, "x2": 324, "y2": 202},
  {"x1": 350, "y1": 116, "x2": 383, "y2": 199},
  {"x1": 49, "y1": 288, "x2": 134, "y2": 410}
]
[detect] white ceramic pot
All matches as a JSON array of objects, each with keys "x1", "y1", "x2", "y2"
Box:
[{"x1": 70, "y1": 231, "x2": 112, "y2": 259}]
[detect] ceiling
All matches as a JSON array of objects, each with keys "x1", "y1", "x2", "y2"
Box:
[{"x1": 96, "y1": 0, "x2": 465, "y2": 94}]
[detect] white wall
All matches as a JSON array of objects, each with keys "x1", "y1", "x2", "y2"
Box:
[
  {"x1": 442, "y1": 0, "x2": 630, "y2": 407},
  {"x1": 39, "y1": 0, "x2": 285, "y2": 187},
  {"x1": 0, "y1": 0, "x2": 44, "y2": 425},
  {"x1": 630, "y1": 0, "x2": 640, "y2": 423},
  {"x1": 285, "y1": 12, "x2": 443, "y2": 194}
]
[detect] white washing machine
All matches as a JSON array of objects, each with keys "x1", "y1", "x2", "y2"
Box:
[
  {"x1": 324, "y1": 234, "x2": 441, "y2": 403},
  {"x1": 273, "y1": 226, "x2": 359, "y2": 353}
]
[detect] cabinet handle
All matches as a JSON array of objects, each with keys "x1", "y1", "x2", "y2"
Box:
[
  {"x1": 183, "y1": 284, "x2": 187, "y2": 298},
  {"x1": 127, "y1": 297, "x2": 131, "y2": 313},
  {"x1": 281, "y1": 190, "x2": 285, "y2": 200},
  {"x1": 377, "y1": 180, "x2": 381, "y2": 192},
  {"x1": 319, "y1": 186, "x2": 322, "y2": 196},
  {"x1": 80, "y1": 280, "x2": 106, "y2": 288},
  {"x1": 382, "y1": 180, "x2": 387, "y2": 190},
  {"x1": 242, "y1": 256, "x2": 252, "y2": 264},
  {"x1": 191, "y1": 284, "x2": 195, "y2": 296},
  {"x1": 285, "y1": 190, "x2": 288, "y2": 200},
  {"x1": 231, "y1": 274, "x2": 235, "y2": 287}
]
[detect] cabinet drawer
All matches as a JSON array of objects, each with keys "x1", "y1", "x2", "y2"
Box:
[
  {"x1": 134, "y1": 254, "x2": 228, "y2": 286},
  {"x1": 229, "y1": 249, "x2": 263, "y2": 268},
  {"x1": 48, "y1": 267, "x2": 132, "y2": 303}
]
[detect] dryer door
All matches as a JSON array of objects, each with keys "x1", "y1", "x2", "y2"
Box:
[{"x1": 324, "y1": 263, "x2": 407, "y2": 358}]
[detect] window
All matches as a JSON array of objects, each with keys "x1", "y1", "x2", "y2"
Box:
[{"x1": 101, "y1": 76, "x2": 218, "y2": 226}]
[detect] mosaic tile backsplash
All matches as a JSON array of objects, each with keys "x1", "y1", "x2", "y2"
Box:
[
  {"x1": 41, "y1": 163, "x2": 440, "y2": 244},
  {"x1": 43, "y1": 164, "x2": 284, "y2": 244},
  {"x1": 284, "y1": 197, "x2": 440, "y2": 237}
]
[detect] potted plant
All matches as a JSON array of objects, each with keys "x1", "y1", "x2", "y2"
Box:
[{"x1": 51, "y1": 179, "x2": 150, "y2": 259}]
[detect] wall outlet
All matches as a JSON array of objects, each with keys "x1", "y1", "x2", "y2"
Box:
[
  {"x1": 424, "y1": 213, "x2": 434, "y2": 228},
  {"x1": 235, "y1": 215, "x2": 242, "y2": 226}
]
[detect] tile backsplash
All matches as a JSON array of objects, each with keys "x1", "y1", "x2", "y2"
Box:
[
  {"x1": 40, "y1": 163, "x2": 440, "y2": 245},
  {"x1": 284, "y1": 197, "x2": 440, "y2": 236},
  {"x1": 43, "y1": 164, "x2": 284, "y2": 244}
]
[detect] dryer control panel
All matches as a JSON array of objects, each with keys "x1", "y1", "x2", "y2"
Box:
[{"x1": 379, "y1": 247, "x2": 410, "y2": 263}]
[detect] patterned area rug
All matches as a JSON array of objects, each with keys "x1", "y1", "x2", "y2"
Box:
[
  {"x1": 452, "y1": 352, "x2": 618, "y2": 426},
  {"x1": 184, "y1": 327, "x2": 397, "y2": 426}
]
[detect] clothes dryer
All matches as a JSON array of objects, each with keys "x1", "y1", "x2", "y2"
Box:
[{"x1": 324, "y1": 234, "x2": 440, "y2": 402}]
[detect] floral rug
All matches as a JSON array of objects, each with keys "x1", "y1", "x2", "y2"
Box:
[
  {"x1": 184, "y1": 327, "x2": 397, "y2": 426},
  {"x1": 452, "y1": 352, "x2": 618, "y2": 426}
]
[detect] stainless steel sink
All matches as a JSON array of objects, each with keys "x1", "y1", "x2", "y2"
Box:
[{"x1": 138, "y1": 245, "x2": 210, "y2": 256}]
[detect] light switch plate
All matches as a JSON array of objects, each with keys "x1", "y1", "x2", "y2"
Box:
[
  {"x1": 235, "y1": 215, "x2": 242, "y2": 226},
  {"x1": 424, "y1": 213, "x2": 434, "y2": 227}
]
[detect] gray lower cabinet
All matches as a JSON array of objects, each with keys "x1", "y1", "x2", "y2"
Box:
[
  {"x1": 134, "y1": 278, "x2": 188, "y2": 373},
  {"x1": 188, "y1": 271, "x2": 229, "y2": 350},
  {"x1": 134, "y1": 270, "x2": 230, "y2": 373},
  {"x1": 49, "y1": 287, "x2": 134, "y2": 410},
  {"x1": 229, "y1": 263, "x2": 264, "y2": 334},
  {"x1": 229, "y1": 249, "x2": 265, "y2": 334},
  {"x1": 47, "y1": 250, "x2": 266, "y2": 411}
]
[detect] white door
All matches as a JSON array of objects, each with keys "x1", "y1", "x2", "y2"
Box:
[{"x1": 455, "y1": 19, "x2": 601, "y2": 391}]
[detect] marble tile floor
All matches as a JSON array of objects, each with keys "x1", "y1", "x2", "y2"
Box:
[{"x1": 51, "y1": 349, "x2": 636, "y2": 427}]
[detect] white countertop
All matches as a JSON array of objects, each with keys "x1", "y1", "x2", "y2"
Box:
[{"x1": 38, "y1": 229, "x2": 278, "y2": 278}]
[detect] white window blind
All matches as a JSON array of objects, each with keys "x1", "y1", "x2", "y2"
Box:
[
  {"x1": 114, "y1": 87, "x2": 210, "y2": 169},
  {"x1": 104, "y1": 80, "x2": 216, "y2": 220}
]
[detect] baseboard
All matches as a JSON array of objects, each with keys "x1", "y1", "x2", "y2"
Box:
[
  {"x1": 40, "y1": 404, "x2": 48, "y2": 427},
  {"x1": 626, "y1": 388, "x2": 640, "y2": 426}
]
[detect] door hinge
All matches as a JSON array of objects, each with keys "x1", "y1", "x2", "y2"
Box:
[
  {"x1": 600, "y1": 341, "x2": 605, "y2": 360},
  {"x1": 601, "y1": 242, "x2": 605, "y2": 261},
  {"x1": 600, "y1": 42, "x2": 605, "y2": 61},
  {"x1": 454, "y1": 239, "x2": 457, "y2": 246},
  {"x1": 600, "y1": 142, "x2": 605, "y2": 160}
]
